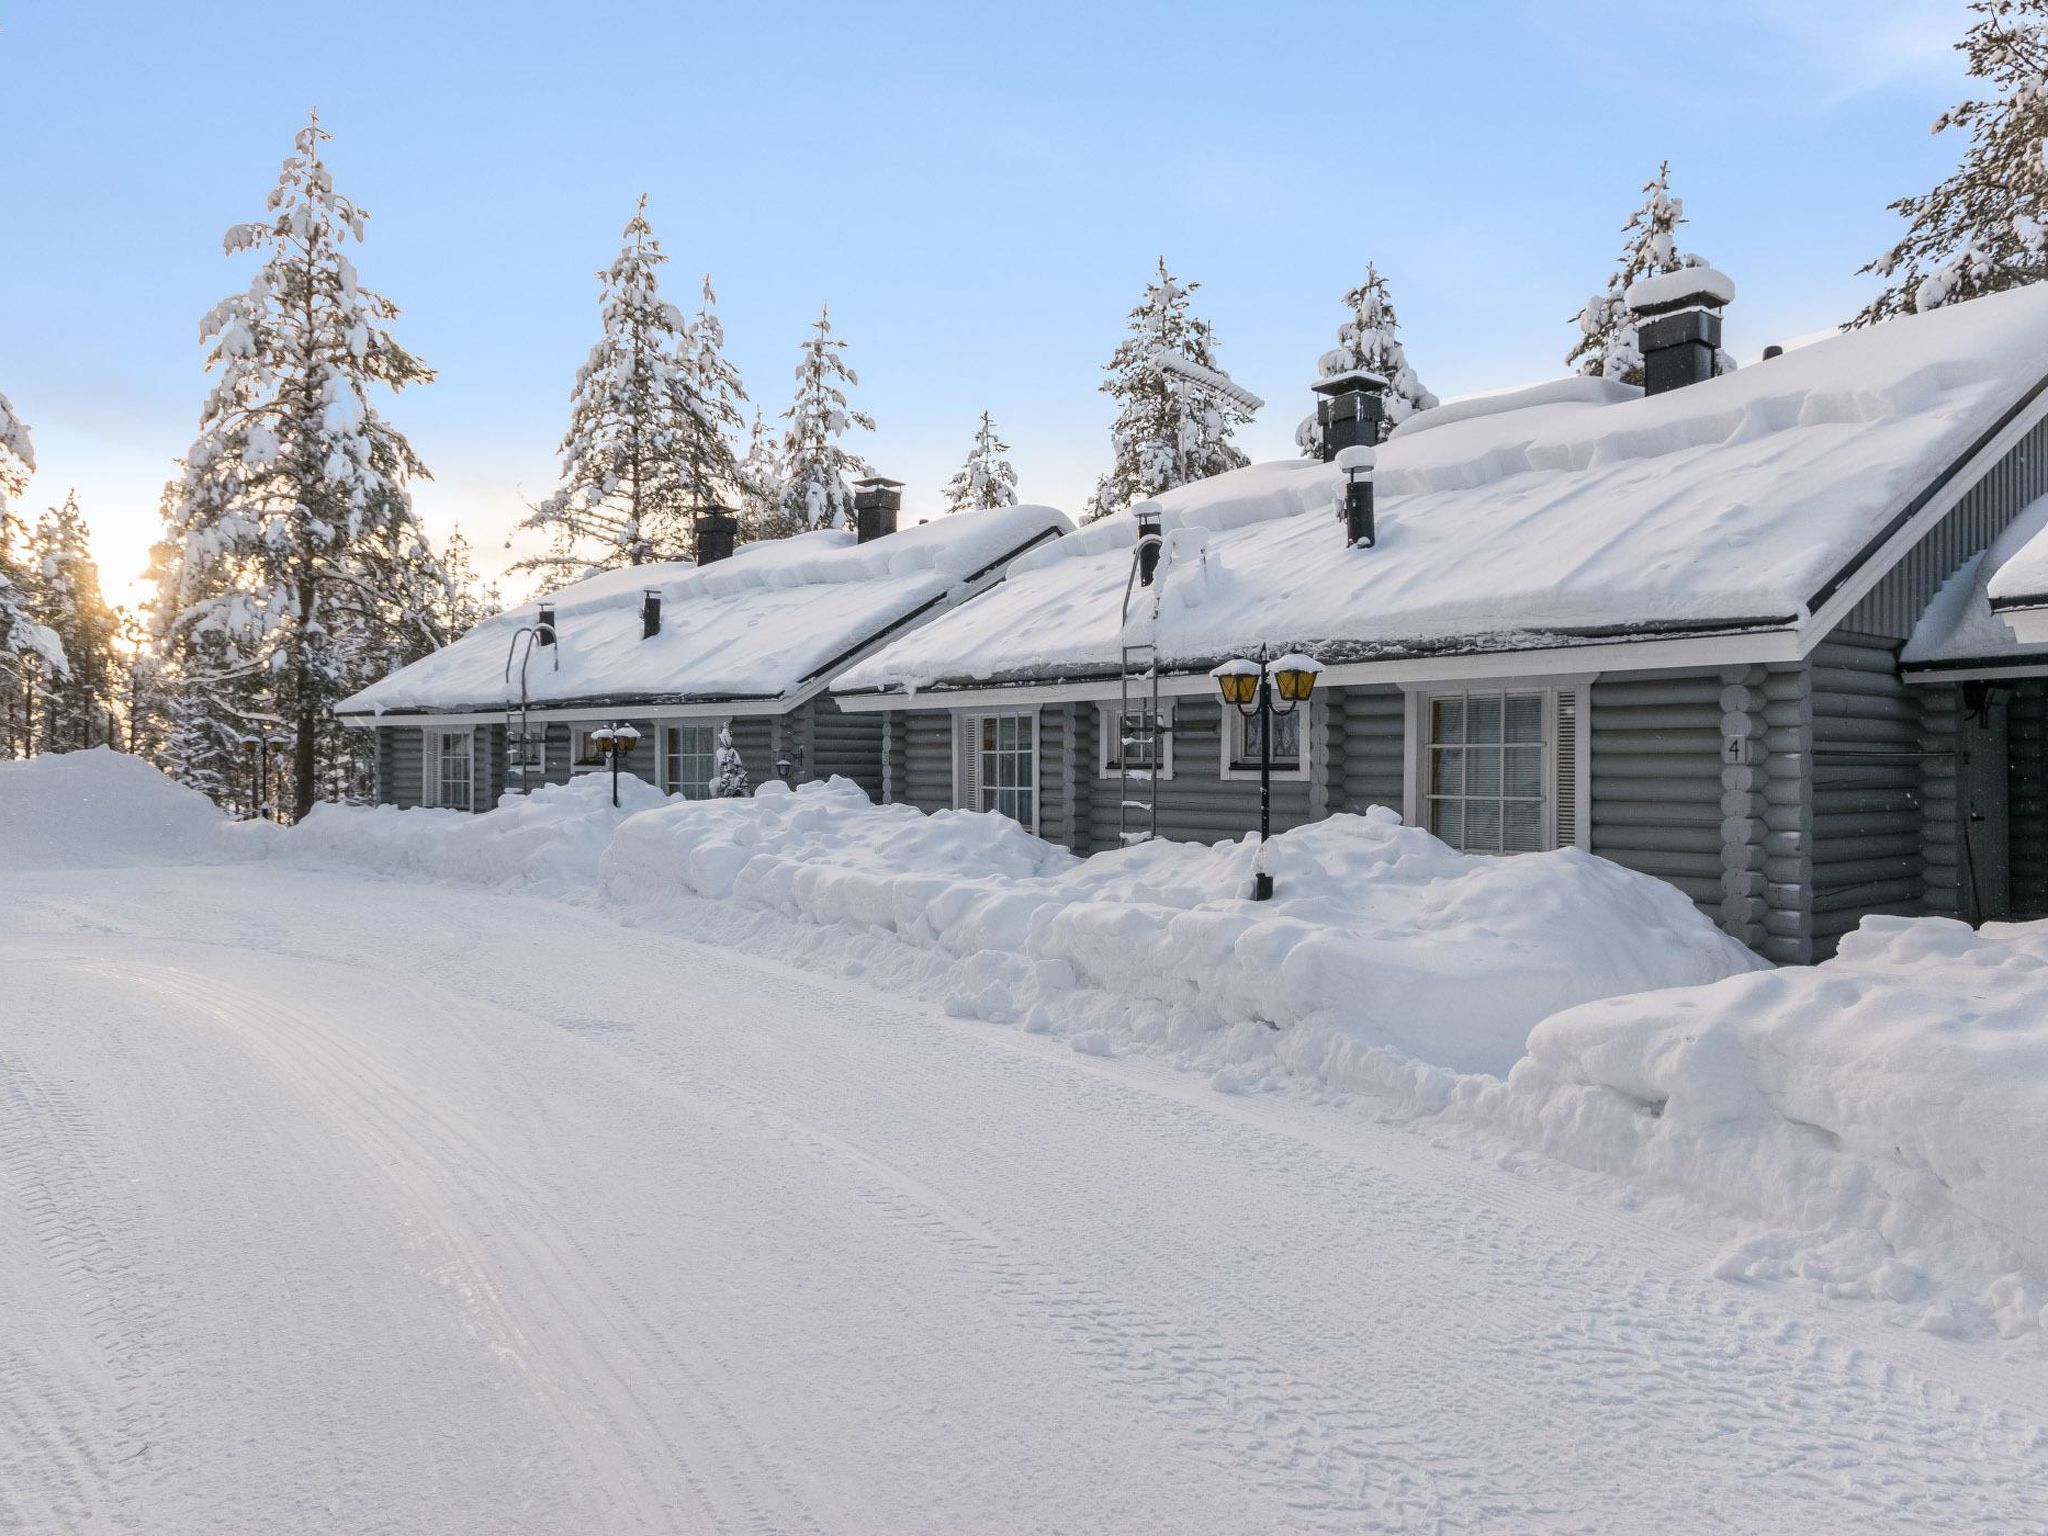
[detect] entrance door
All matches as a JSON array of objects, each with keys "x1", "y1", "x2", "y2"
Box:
[{"x1": 1960, "y1": 688, "x2": 2011, "y2": 922}]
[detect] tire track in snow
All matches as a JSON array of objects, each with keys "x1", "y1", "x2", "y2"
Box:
[
  {"x1": 125, "y1": 960, "x2": 824, "y2": 1536},
  {"x1": 0, "y1": 1049, "x2": 169, "y2": 1533}
]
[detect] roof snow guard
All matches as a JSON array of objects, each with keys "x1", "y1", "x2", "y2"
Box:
[{"x1": 833, "y1": 284, "x2": 2048, "y2": 700}]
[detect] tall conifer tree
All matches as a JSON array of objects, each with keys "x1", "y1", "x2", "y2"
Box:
[
  {"x1": 1298, "y1": 263, "x2": 1437, "y2": 454},
  {"x1": 518, "y1": 199, "x2": 743, "y2": 577},
  {"x1": 775, "y1": 307, "x2": 874, "y2": 533},
  {"x1": 943, "y1": 412, "x2": 1019, "y2": 513},
  {"x1": 1567, "y1": 162, "x2": 1727, "y2": 385},
  {"x1": 154, "y1": 112, "x2": 442, "y2": 817},
  {"x1": 1854, "y1": 0, "x2": 2048, "y2": 324},
  {"x1": 26, "y1": 493, "x2": 119, "y2": 751},
  {"x1": 1086, "y1": 259, "x2": 1249, "y2": 521}
]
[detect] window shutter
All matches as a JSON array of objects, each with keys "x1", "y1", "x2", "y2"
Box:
[
  {"x1": 421, "y1": 729, "x2": 441, "y2": 809},
  {"x1": 959, "y1": 714, "x2": 983, "y2": 811},
  {"x1": 1553, "y1": 689, "x2": 1580, "y2": 850}
]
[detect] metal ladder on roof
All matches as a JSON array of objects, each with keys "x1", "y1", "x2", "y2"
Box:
[{"x1": 1117, "y1": 524, "x2": 1168, "y2": 846}]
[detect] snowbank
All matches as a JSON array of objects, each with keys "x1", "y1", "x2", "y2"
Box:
[
  {"x1": 599, "y1": 779, "x2": 1759, "y2": 1076},
  {"x1": 257, "y1": 774, "x2": 668, "y2": 894},
  {"x1": 1462, "y1": 915, "x2": 2048, "y2": 1334},
  {"x1": 0, "y1": 748, "x2": 228, "y2": 869}
]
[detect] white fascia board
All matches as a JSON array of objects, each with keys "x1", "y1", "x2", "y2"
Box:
[
  {"x1": 835, "y1": 629, "x2": 1801, "y2": 713},
  {"x1": 1801, "y1": 383, "x2": 2048, "y2": 652},
  {"x1": 343, "y1": 698, "x2": 795, "y2": 729}
]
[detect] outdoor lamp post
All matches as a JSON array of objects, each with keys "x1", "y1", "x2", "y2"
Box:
[
  {"x1": 1210, "y1": 649, "x2": 1323, "y2": 900},
  {"x1": 590, "y1": 723, "x2": 639, "y2": 808}
]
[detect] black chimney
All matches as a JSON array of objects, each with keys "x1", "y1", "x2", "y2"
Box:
[
  {"x1": 852, "y1": 476, "x2": 904, "y2": 544},
  {"x1": 694, "y1": 508, "x2": 738, "y2": 564},
  {"x1": 1628, "y1": 267, "x2": 1734, "y2": 397},
  {"x1": 1309, "y1": 369, "x2": 1388, "y2": 462},
  {"x1": 1335, "y1": 445, "x2": 1376, "y2": 549},
  {"x1": 1134, "y1": 501, "x2": 1163, "y2": 586},
  {"x1": 537, "y1": 603, "x2": 556, "y2": 646},
  {"x1": 641, "y1": 587, "x2": 662, "y2": 639}
]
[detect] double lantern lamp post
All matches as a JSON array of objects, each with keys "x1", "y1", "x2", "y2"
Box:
[
  {"x1": 586, "y1": 723, "x2": 641, "y2": 808},
  {"x1": 1209, "y1": 651, "x2": 1323, "y2": 901},
  {"x1": 239, "y1": 731, "x2": 294, "y2": 823}
]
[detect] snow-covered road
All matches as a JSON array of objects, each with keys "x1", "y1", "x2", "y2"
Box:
[{"x1": 4, "y1": 864, "x2": 2046, "y2": 1534}]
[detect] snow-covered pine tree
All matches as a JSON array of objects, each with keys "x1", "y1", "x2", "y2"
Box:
[
  {"x1": 1, "y1": 390, "x2": 66, "y2": 758},
  {"x1": 684, "y1": 273, "x2": 749, "y2": 543},
  {"x1": 1085, "y1": 258, "x2": 1250, "y2": 522},
  {"x1": 1853, "y1": 0, "x2": 2048, "y2": 325},
  {"x1": 155, "y1": 112, "x2": 444, "y2": 818},
  {"x1": 711, "y1": 722, "x2": 748, "y2": 797},
  {"x1": 25, "y1": 492, "x2": 120, "y2": 752},
  {"x1": 1297, "y1": 263, "x2": 1438, "y2": 455},
  {"x1": 517, "y1": 199, "x2": 742, "y2": 580},
  {"x1": 943, "y1": 411, "x2": 1019, "y2": 513},
  {"x1": 776, "y1": 306, "x2": 874, "y2": 534},
  {"x1": 1567, "y1": 161, "x2": 1726, "y2": 385},
  {"x1": 734, "y1": 409, "x2": 786, "y2": 544}
]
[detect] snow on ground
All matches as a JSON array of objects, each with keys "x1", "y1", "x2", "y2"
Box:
[
  {"x1": 0, "y1": 748, "x2": 228, "y2": 870},
  {"x1": 8, "y1": 756, "x2": 2048, "y2": 1531},
  {"x1": 598, "y1": 778, "x2": 1760, "y2": 1076}
]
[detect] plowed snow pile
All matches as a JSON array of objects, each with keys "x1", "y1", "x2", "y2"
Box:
[
  {"x1": 0, "y1": 747, "x2": 226, "y2": 869},
  {"x1": 599, "y1": 777, "x2": 1760, "y2": 1075},
  {"x1": 1462, "y1": 914, "x2": 2048, "y2": 1335}
]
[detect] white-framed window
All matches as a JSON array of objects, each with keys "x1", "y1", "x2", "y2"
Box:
[
  {"x1": 571, "y1": 725, "x2": 632, "y2": 772},
  {"x1": 1403, "y1": 678, "x2": 1591, "y2": 853},
  {"x1": 1220, "y1": 702, "x2": 1309, "y2": 781},
  {"x1": 1098, "y1": 701, "x2": 1175, "y2": 780},
  {"x1": 955, "y1": 710, "x2": 1038, "y2": 831},
  {"x1": 661, "y1": 721, "x2": 720, "y2": 799},
  {"x1": 421, "y1": 728, "x2": 475, "y2": 812}
]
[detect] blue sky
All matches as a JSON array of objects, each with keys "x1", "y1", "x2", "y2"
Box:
[{"x1": 0, "y1": 0, "x2": 1976, "y2": 605}]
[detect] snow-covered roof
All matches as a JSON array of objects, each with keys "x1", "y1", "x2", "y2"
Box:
[
  {"x1": 1987, "y1": 509, "x2": 2048, "y2": 612},
  {"x1": 838, "y1": 285, "x2": 2048, "y2": 695},
  {"x1": 339, "y1": 504, "x2": 1070, "y2": 715},
  {"x1": 1903, "y1": 495, "x2": 2048, "y2": 668}
]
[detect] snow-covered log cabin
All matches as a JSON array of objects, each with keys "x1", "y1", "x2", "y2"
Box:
[
  {"x1": 335, "y1": 490, "x2": 1069, "y2": 811},
  {"x1": 832, "y1": 278, "x2": 2048, "y2": 962}
]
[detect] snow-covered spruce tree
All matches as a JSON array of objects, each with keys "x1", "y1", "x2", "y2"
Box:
[
  {"x1": 1854, "y1": 0, "x2": 2048, "y2": 325},
  {"x1": 517, "y1": 199, "x2": 743, "y2": 580},
  {"x1": 1, "y1": 391, "x2": 66, "y2": 758},
  {"x1": 1297, "y1": 263, "x2": 1438, "y2": 455},
  {"x1": 775, "y1": 306, "x2": 874, "y2": 534},
  {"x1": 684, "y1": 273, "x2": 749, "y2": 539},
  {"x1": 431, "y1": 524, "x2": 502, "y2": 642},
  {"x1": 155, "y1": 112, "x2": 444, "y2": 819},
  {"x1": 26, "y1": 492, "x2": 120, "y2": 752},
  {"x1": 943, "y1": 411, "x2": 1019, "y2": 513},
  {"x1": 1085, "y1": 258, "x2": 1250, "y2": 522},
  {"x1": 1567, "y1": 161, "x2": 1726, "y2": 385},
  {"x1": 734, "y1": 409, "x2": 786, "y2": 544},
  {"x1": 711, "y1": 722, "x2": 748, "y2": 796}
]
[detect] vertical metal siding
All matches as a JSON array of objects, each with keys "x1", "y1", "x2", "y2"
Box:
[{"x1": 1844, "y1": 415, "x2": 2048, "y2": 638}]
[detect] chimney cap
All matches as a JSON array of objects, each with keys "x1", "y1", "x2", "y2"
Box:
[
  {"x1": 1310, "y1": 368, "x2": 1390, "y2": 399},
  {"x1": 851, "y1": 474, "x2": 905, "y2": 491},
  {"x1": 1625, "y1": 265, "x2": 1735, "y2": 319},
  {"x1": 1334, "y1": 444, "x2": 1377, "y2": 475}
]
